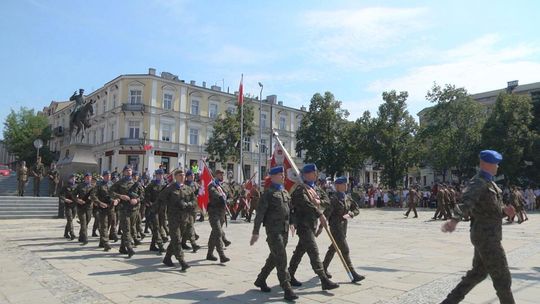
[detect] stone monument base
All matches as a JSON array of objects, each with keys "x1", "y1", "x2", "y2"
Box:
[{"x1": 56, "y1": 143, "x2": 98, "y2": 182}]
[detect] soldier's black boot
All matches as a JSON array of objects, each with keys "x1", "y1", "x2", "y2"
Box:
[
  {"x1": 163, "y1": 255, "x2": 175, "y2": 267},
  {"x1": 149, "y1": 242, "x2": 159, "y2": 252},
  {"x1": 64, "y1": 227, "x2": 69, "y2": 239},
  {"x1": 181, "y1": 242, "x2": 191, "y2": 250},
  {"x1": 70, "y1": 232, "x2": 76, "y2": 241},
  {"x1": 289, "y1": 267, "x2": 302, "y2": 287},
  {"x1": 179, "y1": 260, "x2": 190, "y2": 272},
  {"x1": 127, "y1": 248, "x2": 135, "y2": 258},
  {"x1": 92, "y1": 230, "x2": 98, "y2": 237},
  {"x1": 351, "y1": 270, "x2": 365, "y2": 283},
  {"x1": 318, "y1": 271, "x2": 339, "y2": 290},
  {"x1": 103, "y1": 243, "x2": 111, "y2": 252},
  {"x1": 219, "y1": 253, "x2": 230, "y2": 263},
  {"x1": 283, "y1": 283, "x2": 298, "y2": 301},
  {"x1": 157, "y1": 244, "x2": 166, "y2": 255},
  {"x1": 206, "y1": 246, "x2": 218, "y2": 261},
  {"x1": 119, "y1": 246, "x2": 127, "y2": 254},
  {"x1": 223, "y1": 239, "x2": 231, "y2": 247},
  {"x1": 134, "y1": 239, "x2": 142, "y2": 246},
  {"x1": 98, "y1": 241, "x2": 104, "y2": 248},
  {"x1": 191, "y1": 243, "x2": 201, "y2": 253},
  {"x1": 254, "y1": 278, "x2": 272, "y2": 292}
]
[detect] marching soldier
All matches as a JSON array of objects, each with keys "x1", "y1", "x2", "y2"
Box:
[
  {"x1": 181, "y1": 170, "x2": 201, "y2": 252},
  {"x1": 250, "y1": 166, "x2": 298, "y2": 301},
  {"x1": 132, "y1": 172, "x2": 146, "y2": 242},
  {"x1": 110, "y1": 165, "x2": 144, "y2": 258},
  {"x1": 59, "y1": 174, "x2": 78, "y2": 240},
  {"x1": 322, "y1": 176, "x2": 364, "y2": 282},
  {"x1": 16, "y1": 160, "x2": 28, "y2": 197},
  {"x1": 404, "y1": 185, "x2": 420, "y2": 218},
  {"x1": 75, "y1": 173, "x2": 94, "y2": 245},
  {"x1": 205, "y1": 169, "x2": 230, "y2": 263},
  {"x1": 144, "y1": 168, "x2": 167, "y2": 254},
  {"x1": 246, "y1": 183, "x2": 260, "y2": 223},
  {"x1": 432, "y1": 183, "x2": 448, "y2": 220},
  {"x1": 441, "y1": 150, "x2": 516, "y2": 304},
  {"x1": 160, "y1": 170, "x2": 194, "y2": 272},
  {"x1": 288, "y1": 163, "x2": 338, "y2": 290},
  {"x1": 91, "y1": 170, "x2": 117, "y2": 252},
  {"x1": 47, "y1": 163, "x2": 60, "y2": 197},
  {"x1": 31, "y1": 156, "x2": 46, "y2": 196}
]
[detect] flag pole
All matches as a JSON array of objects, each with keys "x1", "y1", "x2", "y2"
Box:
[{"x1": 239, "y1": 74, "x2": 244, "y2": 183}]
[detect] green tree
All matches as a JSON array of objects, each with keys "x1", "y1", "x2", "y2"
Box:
[
  {"x1": 2, "y1": 107, "x2": 53, "y2": 165},
  {"x1": 524, "y1": 91, "x2": 540, "y2": 184},
  {"x1": 296, "y1": 92, "x2": 350, "y2": 176},
  {"x1": 343, "y1": 111, "x2": 373, "y2": 173},
  {"x1": 369, "y1": 91, "x2": 418, "y2": 189},
  {"x1": 206, "y1": 103, "x2": 255, "y2": 166},
  {"x1": 418, "y1": 83, "x2": 486, "y2": 182},
  {"x1": 481, "y1": 92, "x2": 534, "y2": 184}
]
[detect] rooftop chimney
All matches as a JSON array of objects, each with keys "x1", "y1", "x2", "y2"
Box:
[
  {"x1": 202, "y1": 81, "x2": 207, "y2": 88},
  {"x1": 300, "y1": 106, "x2": 306, "y2": 111},
  {"x1": 148, "y1": 68, "x2": 156, "y2": 75},
  {"x1": 278, "y1": 101, "x2": 283, "y2": 106},
  {"x1": 211, "y1": 85, "x2": 222, "y2": 91},
  {"x1": 507, "y1": 80, "x2": 519, "y2": 92}
]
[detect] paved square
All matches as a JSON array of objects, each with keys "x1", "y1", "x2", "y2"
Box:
[{"x1": 0, "y1": 209, "x2": 539, "y2": 304}]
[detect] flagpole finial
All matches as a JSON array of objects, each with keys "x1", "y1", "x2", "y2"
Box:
[{"x1": 272, "y1": 129, "x2": 279, "y2": 137}]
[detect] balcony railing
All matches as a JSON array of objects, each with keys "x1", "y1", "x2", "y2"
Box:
[
  {"x1": 120, "y1": 138, "x2": 143, "y2": 145},
  {"x1": 53, "y1": 126, "x2": 65, "y2": 137},
  {"x1": 122, "y1": 103, "x2": 145, "y2": 112}
]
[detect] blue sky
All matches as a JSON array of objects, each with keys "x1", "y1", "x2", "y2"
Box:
[{"x1": 1, "y1": 0, "x2": 539, "y2": 138}]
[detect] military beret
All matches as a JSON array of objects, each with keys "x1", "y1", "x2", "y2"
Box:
[
  {"x1": 123, "y1": 165, "x2": 132, "y2": 171},
  {"x1": 174, "y1": 169, "x2": 185, "y2": 176},
  {"x1": 102, "y1": 170, "x2": 110, "y2": 175},
  {"x1": 480, "y1": 150, "x2": 503, "y2": 164},
  {"x1": 215, "y1": 169, "x2": 224, "y2": 174},
  {"x1": 155, "y1": 168, "x2": 164, "y2": 175},
  {"x1": 186, "y1": 170, "x2": 193, "y2": 177},
  {"x1": 302, "y1": 163, "x2": 317, "y2": 173},
  {"x1": 84, "y1": 172, "x2": 92, "y2": 177},
  {"x1": 335, "y1": 176, "x2": 347, "y2": 184},
  {"x1": 132, "y1": 171, "x2": 139, "y2": 176},
  {"x1": 68, "y1": 174, "x2": 75, "y2": 179},
  {"x1": 269, "y1": 166, "x2": 284, "y2": 175}
]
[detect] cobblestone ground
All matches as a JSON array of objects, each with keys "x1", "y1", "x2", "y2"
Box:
[{"x1": 0, "y1": 209, "x2": 539, "y2": 304}]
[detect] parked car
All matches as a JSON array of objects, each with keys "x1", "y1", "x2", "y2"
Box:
[{"x1": 0, "y1": 164, "x2": 11, "y2": 176}]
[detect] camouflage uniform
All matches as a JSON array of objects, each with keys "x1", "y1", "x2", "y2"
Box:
[
  {"x1": 404, "y1": 188, "x2": 420, "y2": 218},
  {"x1": 91, "y1": 179, "x2": 114, "y2": 250},
  {"x1": 47, "y1": 167, "x2": 60, "y2": 197},
  {"x1": 182, "y1": 181, "x2": 200, "y2": 250},
  {"x1": 206, "y1": 181, "x2": 230, "y2": 262},
  {"x1": 442, "y1": 172, "x2": 515, "y2": 304},
  {"x1": 246, "y1": 186, "x2": 261, "y2": 223},
  {"x1": 59, "y1": 182, "x2": 77, "y2": 239},
  {"x1": 110, "y1": 177, "x2": 144, "y2": 256},
  {"x1": 144, "y1": 179, "x2": 166, "y2": 253},
  {"x1": 16, "y1": 163, "x2": 28, "y2": 197},
  {"x1": 31, "y1": 161, "x2": 46, "y2": 196},
  {"x1": 75, "y1": 181, "x2": 94, "y2": 244},
  {"x1": 433, "y1": 186, "x2": 448, "y2": 220}
]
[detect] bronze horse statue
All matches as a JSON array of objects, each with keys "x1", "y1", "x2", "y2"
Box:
[{"x1": 69, "y1": 100, "x2": 95, "y2": 143}]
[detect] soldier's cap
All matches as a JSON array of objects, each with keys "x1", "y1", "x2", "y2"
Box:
[
  {"x1": 215, "y1": 169, "x2": 224, "y2": 174},
  {"x1": 132, "y1": 171, "x2": 139, "y2": 176},
  {"x1": 174, "y1": 169, "x2": 185, "y2": 176},
  {"x1": 269, "y1": 166, "x2": 284, "y2": 175},
  {"x1": 123, "y1": 165, "x2": 132, "y2": 171},
  {"x1": 68, "y1": 174, "x2": 75, "y2": 179},
  {"x1": 186, "y1": 170, "x2": 193, "y2": 177},
  {"x1": 480, "y1": 150, "x2": 503, "y2": 164},
  {"x1": 302, "y1": 163, "x2": 317, "y2": 174},
  {"x1": 84, "y1": 172, "x2": 92, "y2": 177},
  {"x1": 102, "y1": 170, "x2": 110, "y2": 175},
  {"x1": 335, "y1": 176, "x2": 347, "y2": 184},
  {"x1": 155, "y1": 168, "x2": 164, "y2": 175}
]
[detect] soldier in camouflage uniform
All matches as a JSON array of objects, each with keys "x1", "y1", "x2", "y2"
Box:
[
  {"x1": 288, "y1": 164, "x2": 339, "y2": 290},
  {"x1": 160, "y1": 170, "x2": 193, "y2": 272},
  {"x1": 245, "y1": 183, "x2": 260, "y2": 223},
  {"x1": 31, "y1": 156, "x2": 46, "y2": 196},
  {"x1": 59, "y1": 174, "x2": 78, "y2": 240},
  {"x1": 91, "y1": 170, "x2": 116, "y2": 252},
  {"x1": 75, "y1": 173, "x2": 94, "y2": 245},
  {"x1": 110, "y1": 165, "x2": 144, "y2": 258},
  {"x1": 144, "y1": 169, "x2": 167, "y2": 254},
  {"x1": 16, "y1": 161, "x2": 28, "y2": 197},
  {"x1": 205, "y1": 169, "x2": 230, "y2": 263},
  {"x1": 441, "y1": 150, "x2": 516, "y2": 304},
  {"x1": 131, "y1": 172, "x2": 146, "y2": 242},
  {"x1": 322, "y1": 177, "x2": 364, "y2": 282},
  {"x1": 432, "y1": 183, "x2": 448, "y2": 220},
  {"x1": 250, "y1": 166, "x2": 298, "y2": 301},
  {"x1": 181, "y1": 170, "x2": 201, "y2": 252},
  {"x1": 47, "y1": 163, "x2": 60, "y2": 197},
  {"x1": 404, "y1": 186, "x2": 420, "y2": 218}
]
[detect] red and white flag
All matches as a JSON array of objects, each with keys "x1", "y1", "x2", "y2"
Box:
[
  {"x1": 197, "y1": 160, "x2": 213, "y2": 211},
  {"x1": 265, "y1": 136, "x2": 302, "y2": 192},
  {"x1": 238, "y1": 74, "x2": 244, "y2": 106}
]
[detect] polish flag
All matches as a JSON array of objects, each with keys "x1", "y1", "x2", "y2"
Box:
[
  {"x1": 197, "y1": 160, "x2": 213, "y2": 211},
  {"x1": 238, "y1": 75, "x2": 244, "y2": 106},
  {"x1": 265, "y1": 136, "x2": 302, "y2": 192}
]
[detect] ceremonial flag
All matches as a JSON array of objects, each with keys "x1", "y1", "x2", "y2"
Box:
[
  {"x1": 197, "y1": 160, "x2": 213, "y2": 211},
  {"x1": 266, "y1": 134, "x2": 302, "y2": 192},
  {"x1": 238, "y1": 74, "x2": 244, "y2": 106}
]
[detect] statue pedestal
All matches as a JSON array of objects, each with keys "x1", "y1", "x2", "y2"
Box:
[{"x1": 56, "y1": 143, "x2": 98, "y2": 182}]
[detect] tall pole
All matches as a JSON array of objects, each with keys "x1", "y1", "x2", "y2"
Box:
[
  {"x1": 239, "y1": 74, "x2": 244, "y2": 182},
  {"x1": 142, "y1": 131, "x2": 147, "y2": 173},
  {"x1": 258, "y1": 82, "x2": 263, "y2": 183}
]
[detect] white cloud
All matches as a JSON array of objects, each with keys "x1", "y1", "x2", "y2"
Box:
[{"x1": 300, "y1": 7, "x2": 429, "y2": 69}]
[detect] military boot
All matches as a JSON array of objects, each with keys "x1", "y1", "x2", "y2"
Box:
[
  {"x1": 318, "y1": 271, "x2": 339, "y2": 290},
  {"x1": 163, "y1": 255, "x2": 175, "y2": 267},
  {"x1": 283, "y1": 283, "x2": 299, "y2": 301},
  {"x1": 103, "y1": 243, "x2": 111, "y2": 252},
  {"x1": 254, "y1": 278, "x2": 271, "y2": 293},
  {"x1": 119, "y1": 246, "x2": 128, "y2": 254},
  {"x1": 127, "y1": 248, "x2": 135, "y2": 258},
  {"x1": 149, "y1": 242, "x2": 159, "y2": 252},
  {"x1": 179, "y1": 260, "x2": 190, "y2": 272},
  {"x1": 219, "y1": 253, "x2": 230, "y2": 263},
  {"x1": 157, "y1": 244, "x2": 166, "y2": 255},
  {"x1": 351, "y1": 270, "x2": 365, "y2": 283},
  {"x1": 191, "y1": 243, "x2": 201, "y2": 253},
  {"x1": 288, "y1": 267, "x2": 302, "y2": 287},
  {"x1": 181, "y1": 242, "x2": 191, "y2": 250}
]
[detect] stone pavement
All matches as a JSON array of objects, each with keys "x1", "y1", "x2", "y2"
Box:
[{"x1": 0, "y1": 209, "x2": 539, "y2": 304}]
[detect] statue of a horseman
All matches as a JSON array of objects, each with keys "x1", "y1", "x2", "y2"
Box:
[{"x1": 69, "y1": 89, "x2": 95, "y2": 143}]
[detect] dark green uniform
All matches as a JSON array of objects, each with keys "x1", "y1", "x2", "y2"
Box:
[
  {"x1": 91, "y1": 179, "x2": 113, "y2": 249},
  {"x1": 16, "y1": 164, "x2": 28, "y2": 197},
  {"x1": 144, "y1": 179, "x2": 166, "y2": 252},
  {"x1": 206, "y1": 180, "x2": 229, "y2": 262},
  {"x1": 182, "y1": 181, "x2": 200, "y2": 250},
  {"x1": 59, "y1": 182, "x2": 77, "y2": 239},
  {"x1": 74, "y1": 181, "x2": 94, "y2": 243},
  {"x1": 159, "y1": 182, "x2": 195, "y2": 268},
  {"x1": 253, "y1": 184, "x2": 293, "y2": 289},
  {"x1": 404, "y1": 188, "x2": 420, "y2": 218},
  {"x1": 246, "y1": 187, "x2": 260, "y2": 223},
  {"x1": 31, "y1": 161, "x2": 45, "y2": 196},
  {"x1": 322, "y1": 192, "x2": 363, "y2": 281},
  {"x1": 442, "y1": 172, "x2": 514, "y2": 304},
  {"x1": 110, "y1": 177, "x2": 144, "y2": 255},
  {"x1": 47, "y1": 167, "x2": 60, "y2": 197},
  {"x1": 288, "y1": 183, "x2": 336, "y2": 289}
]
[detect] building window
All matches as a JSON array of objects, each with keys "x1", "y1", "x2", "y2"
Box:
[
  {"x1": 243, "y1": 136, "x2": 250, "y2": 152},
  {"x1": 227, "y1": 106, "x2": 236, "y2": 114},
  {"x1": 209, "y1": 103, "x2": 218, "y2": 119},
  {"x1": 110, "y1": 122, "x2": 116, "y2": 141},
  {"x1": 261, "y1": 113, "x2": 267, "y2": 128},
  {"x1": 100, "y1": 127, "x2": 105, "y2": 144},
  {"x1": 373, "y1": 172, "x2": 378, "y2": 184},
  {"x1": 102, "y1": 100, "x2": 107, "y2": 114},
  {"x1": 189, "y1": 128, "x2": 199, "y2": 145},
  {"x1": 112, "y1": 94, "x2": 117, "y2": 108},
  {"x1": 296, "y1": 117, "x2": 302, "y2": 130},
  {"x1": 279, "y1": 115, "x2": 286, "y2": 130},
  {"x1": 92, "y1": 130, "x2": 97, "y2": 144},
  {"x1": 161, "y1": 123, "x2": 172, "y2": 142},
  {"x1": 191, "y1": 100, "x2": 200, "y2": 115},
  {"x1": 260, "y1": 139, "x2": 267, "y2": 153},
  {"x1": 163, "y1": 93, "x2": 173, "y2": 110},
  {"x1": 128, "y1": 121, "x2": 140, "y2": 139},
  {"x1": 129, "y1": 90, "x2": 142, "y2": 104},
  {"x1": 296, "y1": 146, "x2": 302, "y2": 158}
]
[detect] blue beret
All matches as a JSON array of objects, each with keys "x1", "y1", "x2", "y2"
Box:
[
  {"x1": 269, "y1": 166, "x2": 284, "y2": 175},
  {"x1": 123, "y1": 165, "x2": 132, "y2": 171},
  {"x1": 84, "y1": 172, "x2": 92, "y2": 177},
  {"x1": 155, "y1": 169, "x2": 164, "y2": 174},
  {"x1": 335, "y1": 176, "x2": 347, "y2": 184},
  {"x1": 480, "y1": 150, "x2": 503, "y2": 164},
  {"x1": 132, "y1": 171, "x2": 139, "y2": 176},
  {"x1": 302, "y1": 163, "x2": 317, "y2": 173},
  {"x1": 186, "y1": 170, "x2": 193, "y2": 177},
  {"x1": 102, "y1": 170, "x2": 110, "y2": 175}
]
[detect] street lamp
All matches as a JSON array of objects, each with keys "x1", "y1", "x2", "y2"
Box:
[
  {"x1": 142, "y1": 131, "x2": 147, "y2": 173},
  {"x1": 258, "y1": 82, "x2": 263, "y2": 183}
]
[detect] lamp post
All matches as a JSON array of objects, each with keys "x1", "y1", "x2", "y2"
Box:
[
  {"x1": 142, "y1": 131, "x2": 147, "y2": 173},
  {"x1": 258, "y1": 82, "x2": 263, "y2": 183}
]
